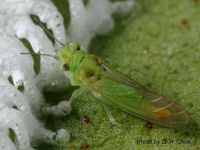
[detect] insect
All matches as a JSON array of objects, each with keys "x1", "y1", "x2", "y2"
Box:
[{"x1": 21, "y1": 19, "x2": 191, "y2": 129}]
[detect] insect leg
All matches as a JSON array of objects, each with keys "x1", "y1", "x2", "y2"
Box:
[
  {"x1": 42, "y1": 100, "x2": 71, "y2": 117},
  {"x1": 42, "y1": 88, "x2": 85, "y2": 116},
  {"x1": 63, "y1": 88, "x2": 86, "y2": 115},
  {"x1": 102, "y1": 104, "x2": 121, "y2": 126},
  {"x1": 51, "y1": 80, "x2": 69, "y2": 86}
]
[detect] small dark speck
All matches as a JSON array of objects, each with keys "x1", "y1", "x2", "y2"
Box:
[
  {"x1": 146, "y1": 83, "x2": 152, "y2": 88},
  {"x1": 16, "y1": 123, "x2": 18, "y2": 126},
  {"x1": 185, "y1": 132, "x2": 190, "y2": 137},
  {"x1": 80, "y1": 145, "x2": 90, "y2": 149},
  {"x1": 57, "y1": 23, "x2": 61, "y2": 27},
  {"x1": 187, "y1": 103, "x2": 193, "y2": 108},
  {"x1": 56, "y1": 15, "x2": 59, "y2": 18},
  {"x1": 181, "y1": 19, "x2": 189, "y2": 26},
  {"x1": 174, "y1": 130, "x2": 179, "y2": 133},
  {"x1": 172, "y1": 69, "x2": 178, "y2": 74},
  {"x1": 144, "y1": 65, "x2": 151, "y2": 70}
]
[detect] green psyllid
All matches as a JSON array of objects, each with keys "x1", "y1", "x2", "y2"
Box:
[
  {"x1": 21, "y1": 19, "x2": 190, "y2": 128},
  {"x1": 22, "y1": 41, "x2": 191, "y2": 128}
]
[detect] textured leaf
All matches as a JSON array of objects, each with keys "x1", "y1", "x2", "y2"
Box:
[{"x1": 38, "y1": 0, "x2": 200, "y2": 149}]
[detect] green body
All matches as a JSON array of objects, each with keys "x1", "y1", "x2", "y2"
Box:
[
  {"x1": 57, "y1": 43, "x2": 103, "y2": 87},
  {"x1": 57, "y1": 42, "x2": 190, "y2": 128}
]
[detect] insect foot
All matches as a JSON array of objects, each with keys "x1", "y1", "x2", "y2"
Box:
[
  {"x1": 42, "y1": 101, "x2": 71, "y2": 117},
  {"x1": 111, "y1": 120, "x2": 122, "y2": 127},
  {"x1": 63, "y1": 102, "x2": 71, "y2": 116},
  {"x1": 102, "y1": 104, "x2": 121, "y2": 126}
]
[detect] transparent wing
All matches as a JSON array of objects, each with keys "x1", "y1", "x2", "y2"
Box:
[{"x1": 89, "y1": 59, "x2": 190, "y2": 128}]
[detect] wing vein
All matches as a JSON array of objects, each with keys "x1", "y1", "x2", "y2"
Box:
[
  {"x1": 152, "y1": 96, "x2": 163, "y2": 102},
  {"x1": 153, "y1": 102, "x2": 174, "y2": 112}
]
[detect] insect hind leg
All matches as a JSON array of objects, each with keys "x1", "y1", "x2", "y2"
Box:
[{"x1": 102, "y1": 104, "x2": 121, "y2": 126}]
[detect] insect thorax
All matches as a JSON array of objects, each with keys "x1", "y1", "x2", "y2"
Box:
[{"x1": 68, "y1": 54, "x2": 104, "y2": 87}]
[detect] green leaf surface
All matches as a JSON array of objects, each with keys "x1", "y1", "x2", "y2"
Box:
[{"x1": 36, "y1": 0, "x2": 200, "y2": 149}]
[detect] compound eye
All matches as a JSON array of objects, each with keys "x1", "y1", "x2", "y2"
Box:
[
  {"x1": 68, "y1": 42, "x2": 81, "y2": 51},
  {"x1": 75, "y1": 44, "x2": 81, "y2": 51},
  {"x1": 61, "y1": 63, "x2": 69, "y2": 71},
  {"x1": 76, "y1": 45, "x2": 81, "y2": 50}
]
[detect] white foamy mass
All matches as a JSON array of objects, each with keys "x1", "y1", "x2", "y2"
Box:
[{"x1": 0, "y1": 0, "x2": 134, "y2": 149}]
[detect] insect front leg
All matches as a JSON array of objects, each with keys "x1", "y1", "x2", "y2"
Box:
[
  {"x1": 42, "y1": 88, "x2": 85, "y2": 117},
  {"x1": 63, "y1": 87, "x2": 86, "y2": 115}
]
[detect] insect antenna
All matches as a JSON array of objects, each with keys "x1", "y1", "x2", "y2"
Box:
[
  {"x1": 33, "y1": 16, "x2": 66, "y2": 47},
  {"x1": 20, "y1": 52, "x2": 57, "y2": 59}
]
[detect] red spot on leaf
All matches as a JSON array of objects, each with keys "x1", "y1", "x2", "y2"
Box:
[
  {"x1": 181, "y1": 19, "x2": 189, "y2": 26},
  {"x1": 146, "y1": 122, "x2": 153, "y2": 129},
  {"x1": 80, "y1": 145, "x2": 90, "y2": 149},
  {"x1": 193, "y1": 0, "x2": 199, "y2": 3},
  {"x1": 83, "y1": 116, "x2": 90, "y2": 124}
]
